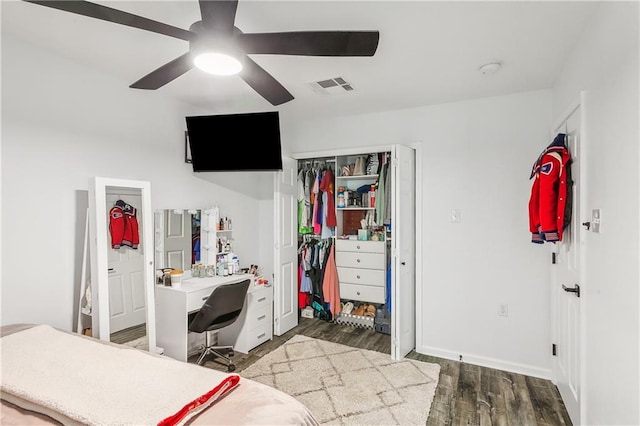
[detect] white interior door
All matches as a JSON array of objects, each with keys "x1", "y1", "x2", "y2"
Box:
[
  {"x1": 391, "y1": 145, "x2": 416, "y2": 360},
  {"x1": 106, "y1": 192, "x2": 146, "y2": 333},
  {"x1": 163, "y1": 210, "x2": 192, "y2": 271},
  {"x1": 551, "y1": 103, "x2": 582, "y2": 424},
  {"x1": 274, "y1": 156, "x2": 299, "y2": 335}
]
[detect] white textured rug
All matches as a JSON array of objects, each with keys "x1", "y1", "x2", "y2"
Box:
[
  {"x1": 241, "y1": 335, "x2": 440, "y2": 425},
  {"x1": 123, "y1": 335, "x2": 148, "y2": 351}
]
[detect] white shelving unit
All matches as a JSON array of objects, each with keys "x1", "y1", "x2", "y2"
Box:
[{"x1": 200, "y1": 207, "x2": 233, "y2": 266}]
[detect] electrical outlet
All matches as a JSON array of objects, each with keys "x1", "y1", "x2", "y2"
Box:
[{"x1": 498, "y1": 304, "x2": 509, "y2": 317}]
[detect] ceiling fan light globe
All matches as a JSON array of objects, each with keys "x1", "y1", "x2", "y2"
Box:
[{"x1": 194, "y1": 53, "x2": 243, "y2": 76}]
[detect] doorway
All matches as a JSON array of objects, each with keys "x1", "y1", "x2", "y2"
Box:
[
  {"x1": 550, "y1": 97, "x2": 584, "y2": 425},
  {"x1": 274, "y1": 145, "x2": 416, "y2": 360}
]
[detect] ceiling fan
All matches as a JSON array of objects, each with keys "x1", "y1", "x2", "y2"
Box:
[{"x1": 23, "y1": 0, "x2": 380, "y2": 106}]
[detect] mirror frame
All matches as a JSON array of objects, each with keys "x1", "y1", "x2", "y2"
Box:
[{"x1": 88, "y1": 177, "x2": 157, "y2": 353}]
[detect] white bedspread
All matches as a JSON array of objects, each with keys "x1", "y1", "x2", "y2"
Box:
[{"x1": 0, "y1": 325, "x2": 239, "y2": 425}]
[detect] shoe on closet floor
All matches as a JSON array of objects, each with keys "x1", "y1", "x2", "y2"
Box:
[
  {"x1": 364, "y1": 304, "x2": 376, "y2": 317},
  {"x1": 352, "y1": 304, "x2": 366, "y2": 316}
]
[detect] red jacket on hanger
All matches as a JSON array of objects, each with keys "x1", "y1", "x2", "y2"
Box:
[
  {"x1": 528, "y1": 134, "x2": 573, "y2": 243},
  {"x1": 109, "y1": 200, "x2": 140, "y2": 249}
]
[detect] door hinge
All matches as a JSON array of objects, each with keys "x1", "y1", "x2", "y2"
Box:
[
  {"x1": 552, "y1": 343, "x2": 557, "y2": 356},
  {"x1": 551, "y1": 253, "x2": 557, "y2": 264}
]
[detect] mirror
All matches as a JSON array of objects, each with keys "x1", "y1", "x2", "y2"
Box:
[
  {"x1": 154, "y1": 209, "x2": 201, "y2": 276},
  {"x1": 88, "y1": 177, "x2": 157, "y2": 354}
]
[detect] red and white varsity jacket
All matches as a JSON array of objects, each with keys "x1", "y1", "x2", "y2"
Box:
[
  {"x1": 528, "y1": 134, "x2": 573, "y2": 243},
  {"x1": 109, "y1": 200, "x2": 139, "y2": 249}
]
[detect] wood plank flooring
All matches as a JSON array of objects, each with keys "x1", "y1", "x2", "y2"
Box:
[
  {"x1": 110, "y1": 323, "x2": 146, "y2": 344},
  {"x1": 114, "y1": 318, "x2": 572, "y2": 425},
  {"x1": 193, "y1": 318, "x2": 572, "y2": 425}
]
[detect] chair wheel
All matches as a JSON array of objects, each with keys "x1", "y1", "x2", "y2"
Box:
[
  {"x1": 228, "y1": 364, "x2": 236, "y2": 372},
  {"x1": 228, "y1": 351, "x2": 234, "y2": 357}
]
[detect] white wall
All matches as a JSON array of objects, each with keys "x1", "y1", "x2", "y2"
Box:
[
  {"x1": 1, "y1": 35, "x2": 262, "y2": 331},
  {"x1": 552, "y1": 2, "x2": 639, "y2": 424},
  {"x1": 284, "y1": 89, "x2": 554, "y2": 377}
]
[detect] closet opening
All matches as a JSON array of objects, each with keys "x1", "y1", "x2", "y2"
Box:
[{"x1": 296, "y1": 153, "x2": 392, "y2": 353}]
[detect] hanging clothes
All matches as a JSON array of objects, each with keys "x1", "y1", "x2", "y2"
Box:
[
  {"x1": 109, "y1": 200, "x2": 139, "y2": 249},
  {"x1": 305, "y1": 168, "x2": 315, "y2": 227},
  {"x1": 298, "y1": 257, "x2": 311, "y2": 310},
  {"x1": 528, "y1": 133, "x2": 573, "y2": 243},
  {"x1": 382, "y1": 159, "x2": 392, "y2": 225},
  {"x1": 376, "y1": 157, "x2": 387, "y2": 224},
  {"x1": 297, "y1": 168, "x2": 313, "y2": 234},
  {"x1": 312, "y1": 169, "x2": 322, "y2": 235},
  {"x1": 322, "y1": 241, "x2": 340, "y2": 319},
  {"x1": 319, "y1": 167, "x2": 336, "y2": 238}
]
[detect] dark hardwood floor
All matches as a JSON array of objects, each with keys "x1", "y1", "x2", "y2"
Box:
[
  {"x1": 110, "y1": 323, "x2": 146, "y2": 344},
  {"x1": 191, "y1": 317, "x2": 572, "y2": 425}
]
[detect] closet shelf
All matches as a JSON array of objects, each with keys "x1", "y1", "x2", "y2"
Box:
[
  {"x1": 337, "y1": 207, "x2": 375, "y2": 211},
  {"x1": 336, "y1": 174, "x2": 379, "y2": 181}
]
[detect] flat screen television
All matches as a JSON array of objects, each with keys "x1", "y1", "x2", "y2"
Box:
[{"x1": 185, "y1": 111, "x2": 283, "y2": 172}]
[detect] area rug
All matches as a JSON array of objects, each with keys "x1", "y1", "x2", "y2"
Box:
[
  {"x1": 240, "y1": 334, "x2": 440, "y2": 425},
  {"x1": 123, "y1": 336, "x2": 148, "y2": 351}
]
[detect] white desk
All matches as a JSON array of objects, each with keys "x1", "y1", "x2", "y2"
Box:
[{"x1": 155, "y1": 274, "x2": 261, "y2": 362}]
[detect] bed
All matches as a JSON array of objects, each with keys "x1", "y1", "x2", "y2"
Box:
[{"x1": 1, "y1": 324, "x2": 319, "y2": 426}]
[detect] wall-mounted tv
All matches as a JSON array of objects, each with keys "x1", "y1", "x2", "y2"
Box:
[{"x1": 185, "y1": 111, "x2": 283, "y2": 172}]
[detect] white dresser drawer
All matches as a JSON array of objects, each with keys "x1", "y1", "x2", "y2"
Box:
[
  {"x1": 340, "y1": 283, "x2": 385, "y2": 304},
  {"x1": 245, "y1": 322, "x2": 272, "y2": 349},
  {"x1": 337, "y1": 267, "x2": 385, "y2": 287},
  {"x1": 335, "y1": 251, "x2": 385, "y2": 270},
  {"x1": 186, "y1": 288, "x2": 213, "y2": 313},
  {"x1": 245, "y1": 303, "x2": 271, "y2": 331},
  {"x1": 250, "y1": 288, "x2": 272, "y2": 310},
  {"x1": 336, "y1": 240, "x2": 385, "y2": 254}
]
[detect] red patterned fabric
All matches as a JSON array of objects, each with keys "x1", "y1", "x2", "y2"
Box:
[
  {"x1": 108, "y1": 206, "x2": 125, "y2": 249},
  {"x1": 528, "y1": 135, "x2": 572, "y2": 243},
  {"x1": 157, "y1": 374, "x2": 240, "y2": 426}
]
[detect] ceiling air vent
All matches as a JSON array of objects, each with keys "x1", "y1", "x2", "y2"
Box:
[{"x1": 309, "y1": 77, "x2": 354, "y2": 95}]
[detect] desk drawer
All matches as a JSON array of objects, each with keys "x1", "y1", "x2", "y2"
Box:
[
  {"x1": 336, "y1": 240, "x2": 385, "y2": 253},
  {"x1": 335, "y1": 252, "x2": 385, "y2": 270},
  {"x1": 245, "y1": 322, "x2": 272, "y2": 350},
  {"x1": 340, "y1": 282, "x2": 385, "y2": 304},
  {"x1": 250, "y1": 288, "x2": 272, "y2": 310},
  {"x1": 186, "y1": 288, "x2": 213, "y2": 313},
  {"x1": 245, "y1": 303, "x2": 271, "y2": 331}
]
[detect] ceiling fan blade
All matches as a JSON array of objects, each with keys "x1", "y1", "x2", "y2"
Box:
[
  {"x1": 199, "y1": 0, "x2": 238, "y2": 35},
  {"x1": 240, "y1": 57, "x2": 294, "y2": 106},
  {"x1": 130, "y1": 53, "x2": 193, "y2": 90},
  {"x1": 23, "y1": 0, "x2": 193, "y2": 41},
  {"x1": 238, "y1": 31, "x2": 380, "y2": 56}
]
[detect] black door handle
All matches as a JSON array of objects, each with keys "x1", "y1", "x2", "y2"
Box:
[
  {"x1": 582, "y1": 221, "x2": 591, "y2": 230},
  {"x1": 401, "y1": 261, "x2": 406, "y2": 265},
  {"x1": 562, "y1": 284, "x2": 580, "y2": 298}
]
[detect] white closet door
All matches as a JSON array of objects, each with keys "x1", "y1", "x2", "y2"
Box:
[
  {"x1": 274, "y1": 156, "x2": 299, "y2": 335},
  {"x1": 106, "y1": 192, "x2": 146, "y2": 334},
  {"x1": 392, "y1": 144, "x2": 416, "y2": 360}
]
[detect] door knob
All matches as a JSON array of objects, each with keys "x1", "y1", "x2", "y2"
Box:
[
  {"x1": 582, "y1": 221, "x2": 591, "y2": 230},
  {"x1": 562, "y1": 284, "x2": 580, "y2": 298}
]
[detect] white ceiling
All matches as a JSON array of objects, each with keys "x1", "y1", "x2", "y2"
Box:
[{"x1": 2, "y1": 0, "x2": 599, "y2": 121}]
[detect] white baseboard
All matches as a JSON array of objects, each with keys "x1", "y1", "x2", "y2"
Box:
[{"x1": 417, "y1": 344, "x2": 552, "y2": 380}]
